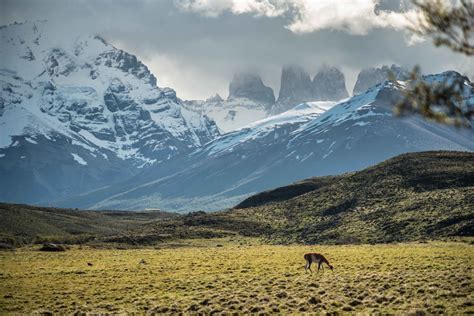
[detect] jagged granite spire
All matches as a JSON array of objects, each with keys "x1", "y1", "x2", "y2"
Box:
[
  {"x1": 273, "y1": 65, "x2": 349, "y2": 114},
  {"x1": 353, "y1": 64, "x2": 409, "y2": 95},
  {"x1": 228, "y1": 72, "x2": 275, "y2": 107},
  {"x1": 273, "y1": 65, "x2": 313, "y2": 114},
  {"x1": 312, "y1": 66, "x2": 349, "y2": 101}
]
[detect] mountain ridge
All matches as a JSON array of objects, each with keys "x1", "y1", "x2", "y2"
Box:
[{"x1": 56, "y1": 72, "x2": 474, "y2": 212}]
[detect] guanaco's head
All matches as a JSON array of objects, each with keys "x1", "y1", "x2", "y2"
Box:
[{"x1": 329, "y1": 264, "x2": 334, "y2": 271}]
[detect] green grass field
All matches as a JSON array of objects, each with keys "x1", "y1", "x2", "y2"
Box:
[{"x1": 1, "y1": 240, "x2": 472, "y2": 314}]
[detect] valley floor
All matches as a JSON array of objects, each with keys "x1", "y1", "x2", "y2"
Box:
[{"x1": 0, "y1": 241, "x2": 473, "y2": 314}]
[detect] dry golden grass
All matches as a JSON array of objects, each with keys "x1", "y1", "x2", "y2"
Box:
[{"x1": 0, "y1": 240, "x2": 473, "y2": 314}]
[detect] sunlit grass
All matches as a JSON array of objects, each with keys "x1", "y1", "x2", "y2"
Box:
[{"x1": 0, "y1": 241, "x2": 472, "y2": 314}]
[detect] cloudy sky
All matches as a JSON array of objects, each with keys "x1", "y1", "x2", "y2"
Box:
[{"x1": 1, "y1": 0, "x2": 471, "y2": 100}]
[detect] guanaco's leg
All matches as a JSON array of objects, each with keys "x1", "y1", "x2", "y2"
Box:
[{"x1": 308, "y1": 260, "x2": 312, "y2": 273}]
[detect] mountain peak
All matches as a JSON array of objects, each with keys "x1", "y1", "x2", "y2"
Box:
[
  {"x1": 274, "y1": 64, "x2": 313, "y2": 113},
  {"x1": 206, "y1": 93, "x2": 224, "y2": 103},
  {"x1": 274, "y1": 64, "x2": 349, "y2": 114},
  {"x1": 312, "y1": 66, "x2": 349, "y2": 101},
  {"x1": 228, "y1": 72, "x2": 275, "y2": 107},
  {"x1": 353, "y1": 64, "x2": 409, "y2": 95}
]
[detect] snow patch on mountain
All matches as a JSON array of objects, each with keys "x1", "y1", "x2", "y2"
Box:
[
  {"x1": 184, "y1": 96, "x2": 269, "y2": 133},
  {"x1": 71, "y1": 153, "x2": 87, "y2": 165},
  {"x1": 295, "y1": 84, "x2": 383, "y2": 135},
  {"x1": 204, "y1": 101, "x2": 336, "y2": 156}
]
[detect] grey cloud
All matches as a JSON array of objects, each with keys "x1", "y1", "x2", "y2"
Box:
[{"x1": 1, "y1": 0, "x2": 469, "y2": 100}]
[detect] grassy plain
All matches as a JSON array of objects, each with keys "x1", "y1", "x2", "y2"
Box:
[{"x1": 1, "y1": 240, "x2": 473, "y2": 314}]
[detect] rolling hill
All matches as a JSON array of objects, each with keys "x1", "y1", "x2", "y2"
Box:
[
  {"x1": 225, "y1": 151, "x2": 474, "y2": 243},
  {"x1": 0, "y1": 203, "x2": 177, "y2": 246},
  {"x1": 1, "y1": 151, "x2": 473, "y2": 246}
]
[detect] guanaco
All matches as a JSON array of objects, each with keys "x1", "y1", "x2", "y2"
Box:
[{"x1": 304, "y1": 253, "x2": 333, "y2": 273}]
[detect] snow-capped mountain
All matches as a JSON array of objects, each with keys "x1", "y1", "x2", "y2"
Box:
[
  {"x1": 184, "y1": 72, "x2": 274, "y2": 132},
  {"x1": 56, "y1": 100, "x2": 338, "y2": 210},
  {"x1": 60, "y1": 71, "x2": 474, "y2": 212},
  {"x1": 187, "y1": 66, "x2": 349, "y2": 132},
  {"x1": 0, "y1": 21, "x2": 219, "y2": 203},
  {"x1": 201, "y1": 101, "x2": 336, "y2": 157}
]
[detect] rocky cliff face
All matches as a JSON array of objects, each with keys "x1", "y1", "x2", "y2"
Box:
[
  {"x1": 274, "y1": 65, "x2": 313, "y2": 113},
  {"x1": 0, "y1": 20, "x2": 220, "y2": 203},
  {"x1": 353, "y1": 64, "x2": 409, "y2": 95},
  {"x1": 228, "y1": 72, "x2": 275, "y2": 107},
  {"x1": 272, "y1": 65, "x2": 349, "y2": 114},
  {"x1": 188, "y1": 66, "x2": 351, "y2": 126},
  {"x1": 312, "y1": 66, "x2": 349, "y2": 101}
]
